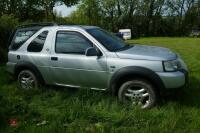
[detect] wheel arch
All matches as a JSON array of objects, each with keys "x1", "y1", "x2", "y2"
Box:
[
  {"x1": 109, "y1": 66, "x2": 165, "y2": 95},
  {"x1": 14, "y1": 61, "x2": 45, "y2": 85}
]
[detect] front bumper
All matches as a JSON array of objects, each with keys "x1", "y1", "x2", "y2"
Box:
[{"x1": 156, "y1": 69, "x2": 188, "y2": 90}]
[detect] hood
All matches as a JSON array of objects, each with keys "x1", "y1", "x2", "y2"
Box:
[{"x1": 116, "y1": 44, "x2": 177, "y2": 61}]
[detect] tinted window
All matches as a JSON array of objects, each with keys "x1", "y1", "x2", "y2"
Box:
[
  {"x1": 10, "y1": 30, "x2": 37, "y2": 50},
  {"x1": 56, "y1": 31, "x2": 92, "y2": 54},
  {"x1": 27, "y1": 31, "x2": 48, "y2": 52},
  {"x1": 87, "y1": 28, "x2": 131, "y2": 52}
]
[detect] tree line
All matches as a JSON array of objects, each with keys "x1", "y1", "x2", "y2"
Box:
[
  {"x1": 0, "y1": 0, "x2": 79, "y2": 20},
  {"x1": 1, "y1": 0, "x2": 200, "y2": 36}
]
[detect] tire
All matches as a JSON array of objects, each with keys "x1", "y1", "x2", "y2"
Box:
[
  {"x1": 118, "y1": 79, "x2": 157, "y2": 109},
  {"x1": 17, "y1": 70, "x2": 39, "y2": 90}
]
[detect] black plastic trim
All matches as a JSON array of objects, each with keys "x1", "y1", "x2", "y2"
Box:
[
  {"x1": 109, "y1": 66, "x2": 165, "y2": 95},
  {"x1": 14, "y1": 61, "x2": 45, "y2": 85},
  {"x1": 17, "y1": 22, "x2": 57, "y2": 29}
]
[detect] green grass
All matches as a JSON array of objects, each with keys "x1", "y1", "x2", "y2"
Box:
[{"x1": 1, "y1": 37, "x2": 200, "y2": 133}]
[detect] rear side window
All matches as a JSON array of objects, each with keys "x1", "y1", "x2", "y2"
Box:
[
  {"x1": 9, "y1": 30, "x2": 37, "y2": 50},
  {"x1": 27, "y1": 31, "x2": 48, "y2": 52}
]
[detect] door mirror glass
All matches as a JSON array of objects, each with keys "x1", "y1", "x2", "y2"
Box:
[{"x1": 85, "y1": 47, "x2": 99, "y2": 56}]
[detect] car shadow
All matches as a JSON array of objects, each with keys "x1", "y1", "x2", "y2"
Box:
[{"x1": 162, "y1": 76, "x2": 200, "y2": 108}]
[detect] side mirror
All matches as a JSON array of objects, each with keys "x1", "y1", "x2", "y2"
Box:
[{"x1": 85, "y1": 47, "x2": 101, "y2": 56}]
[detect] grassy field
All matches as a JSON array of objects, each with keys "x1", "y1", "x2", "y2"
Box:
[{"x1": 0, "y1": 37, "x2": 200, "y2": 133}]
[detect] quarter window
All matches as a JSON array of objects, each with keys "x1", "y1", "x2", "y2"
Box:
[
  {"x1": 55, "y1": 31, "x2": 93, "y2": 54},
  {"x1": 27, "y1": 31, "x2": 48, "y2": 52}
]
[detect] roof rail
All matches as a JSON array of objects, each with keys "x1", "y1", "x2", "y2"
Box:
[{"x1": 17, "y1": 22, "x2": 58, "y2": 28}]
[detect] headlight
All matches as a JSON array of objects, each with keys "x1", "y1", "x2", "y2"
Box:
[{"x1": 163, "y1": 60, "x2": 182, "y2": 72}]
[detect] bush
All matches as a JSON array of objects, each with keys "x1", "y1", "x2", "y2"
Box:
[{"x1": 0, "y1": 14, "x2": 19, "y2": 63}]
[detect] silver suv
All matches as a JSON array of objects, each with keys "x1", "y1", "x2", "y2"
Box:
[{"x1": 7, "y1": 23, "x2": 188, "y2": 109}]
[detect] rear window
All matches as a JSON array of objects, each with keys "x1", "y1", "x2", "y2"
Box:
[{"x1": 9, "y1": 28, "x2": 39, "y2": 50}]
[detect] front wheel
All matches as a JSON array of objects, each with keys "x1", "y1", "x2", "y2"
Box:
[{"x1": 118, "y1": 79, "x2": 158, "y2": 109}]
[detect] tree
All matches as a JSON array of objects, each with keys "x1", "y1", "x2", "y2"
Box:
[
  {"x1": 69, "y1": 0, "x2": 102, "y2": 26},
  {"x1": 38, "y1": 0, "x2": 80, "y2": 20},
  {"x1": 0, "y1": 14, "x2": 19, "y2": 63}
]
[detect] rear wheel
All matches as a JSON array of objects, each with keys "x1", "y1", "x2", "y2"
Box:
[
  {"x1": 18, "y1": 70, "x2": 39, "y2": 90},
  {"x1": 118, "y1": 79, "x2": 157, "y2": 109}
]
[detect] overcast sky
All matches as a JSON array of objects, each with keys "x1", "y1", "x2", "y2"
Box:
[{"x1": 54, "y1": 5, "x2": 77, "y2": 17}]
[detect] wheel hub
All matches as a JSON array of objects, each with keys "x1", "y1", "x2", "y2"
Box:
[
  {"x1": 20, "y1": 73, "x2": 35, "y2": 89},
  {"x1": 124, "y1": 86, "x2": 150, "y2": 107}
]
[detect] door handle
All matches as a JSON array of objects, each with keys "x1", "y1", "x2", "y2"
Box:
[{"x1": 51, "y1": 57, "x2": 58, "y2": 61}]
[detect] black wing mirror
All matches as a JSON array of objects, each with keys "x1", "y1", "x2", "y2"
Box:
[{"x1": 85, "y1": 47, "x2": 101, "y2": 56}]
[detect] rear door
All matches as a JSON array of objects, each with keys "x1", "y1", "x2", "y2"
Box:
[{"x1": 49, "y1": 29, "x2": 108, "y2": 89}]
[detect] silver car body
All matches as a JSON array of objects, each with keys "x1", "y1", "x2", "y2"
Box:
[{"x1": 7, "y1": 25, "x2": 188, "y2": 91}]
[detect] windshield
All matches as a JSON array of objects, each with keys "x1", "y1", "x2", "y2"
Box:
[{"x1": 87, "y1": 28, "x2": 131, "y2": 52}]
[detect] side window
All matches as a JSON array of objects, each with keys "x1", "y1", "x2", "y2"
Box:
[
  {"x1": 55, "y1": 31, "x2": 93, "y2": 54},
  {"x1": 27, "y1": 31, "x2": 48, "y2": 52},
  {"x1": 10, "y1": 30, "x2": 37, "y2": 50}
]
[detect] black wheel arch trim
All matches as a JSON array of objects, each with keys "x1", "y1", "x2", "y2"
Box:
[
  {"x1": 109, "y1": 66, "x2": 165, "y2": 95},
  {"x1": 14, "y1": 61, "x2": 45, "y2": 85}
]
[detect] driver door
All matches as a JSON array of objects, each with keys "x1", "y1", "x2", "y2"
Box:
[{"x1": 49, "y1": 30, "x2": 108, "y2": 89}]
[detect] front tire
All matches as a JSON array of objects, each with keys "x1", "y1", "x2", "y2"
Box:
[
  {"x1": 18, "y1": 70, "x2": 39, "y2": 90},
  {"x1": 118, "y1": 79, "x2": 157, "y2": 109}
]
